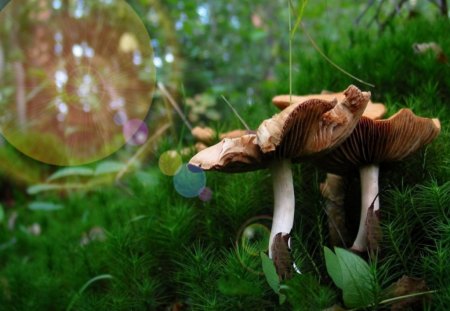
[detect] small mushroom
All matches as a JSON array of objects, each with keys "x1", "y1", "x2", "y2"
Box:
[
  {"x1": 190, "y1": 85, "x2": 370, "y2": 258},
  {"x1": 191, "y1": 126, "x2": 216, "y2": 145},
  {"x1": 314, "y1": 109, "x2": 441, "y2": 252}
]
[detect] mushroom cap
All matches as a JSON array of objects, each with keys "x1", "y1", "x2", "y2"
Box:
[
  {"x1": 189, "y1": 133, "x2": 266, "y2": 173},
  {"x1": 273, "y1": 90, "x2": 386, "y2": 120},
  {"x1": 219, "y1": 129, "x2": 254, "y2": 140},
  {"x1": 314, "y1": 109, "x2": 441, "y2": 175},
  {"x1": 258, "y1": 85, "x2": 370, "y2": 160}
]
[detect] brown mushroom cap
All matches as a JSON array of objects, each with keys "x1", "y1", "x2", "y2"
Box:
[
  {"x1": 273, "y1": 90, "x2": 386, "y2": 120},
  {"x1": 258, "y1": 85, "x2": 370, "y2": 160},
  {"x1": 219, "y1": 129, "x2": 254, "y2": 140},
  {"x1": 314, "y1": 109, "x2": 441, "y2": 175},
  {"x1": 189, "y1": 134, "x2": 266, "y2": 173},
  {"x1": 191, "y1": 126, "x2": 216, "y2": 144}
]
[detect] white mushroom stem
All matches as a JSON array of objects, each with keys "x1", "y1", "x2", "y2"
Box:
[
  {"x1": 268, "y1": 159, "x2": 295, "y2": 258},
  {"x1": 352, "y1": 164, "x2": 380, "y2": 252}
]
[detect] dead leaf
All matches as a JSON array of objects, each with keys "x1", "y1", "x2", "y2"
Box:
[
  {"x1": 322, "y1": 304, "x2": 346, "y2": 311},
  {"x1": 271, "y1": 233, "x2": 293, "y2": 281},
  {"x1": 386, "y1": 275, "x2": 429, "y2": 311},
  {"x1": 366, "y1": 204, "x2": 382, "y2": 255},
  {"x1": 413, "y1": 42, "x2": 448, "y2": 64}
]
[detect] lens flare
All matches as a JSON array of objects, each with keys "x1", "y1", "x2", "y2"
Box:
[
  {"x1": 0, "y1": 0, "x2": 155, "y2": 165},
  {"x1": 235, "y1": 215, "x2": 273, "y2": 275},
  {"x1": 198, "y1": 186, "x2": 213, "y2": 202},
  {"x1": 241, "y1": 223, "x2": 270, "y2": 256},
  {"x1": 173, "y1": 164, "x2": 206, "y2": 198},
  {"x1": 123, "y1": 119, "x2": 149, "y2": 146},
  {"x1": 158, "y1": 150, "x2": 182, "y2": 176}
]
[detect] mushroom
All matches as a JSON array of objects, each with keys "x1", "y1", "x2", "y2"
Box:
[
  {"x1": 314, "y1": 109, "x2": 441, "y2": 252},
  {"x1": 190, "y1": 85, "x2": 370, "y2": 258},
  {"x1": 272, "y1": 90, "x2": 387, "y2": 247}
]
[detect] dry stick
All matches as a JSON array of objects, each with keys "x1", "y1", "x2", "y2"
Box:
[
  {"x1": 221, "y1": 95, "x2": 250, "y2": 131},
  {"x1": 157, "y1": 82, "x2": 193, "y2": 131},
  {"x1": 300, "y1": 22, "x2": 375, "y2": 88},
  {"x1": 115, "y1": 123, "x2": 171, "y2": 182}
]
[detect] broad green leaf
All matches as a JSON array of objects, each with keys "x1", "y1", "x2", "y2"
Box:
[
  {"x1": 260, "y1": 252, "x2": 280, "y2": 294},
  {"x1": 0, "y1": 204, "x2": 4, "y2": 223},
  {"x1": 95, "y1": 161, "x2": 125, "y2": 175},
  {"x1": 324, "y1": 246, "x2": 343, "y2": 289},
  {"x1": 335, "y1": 247, "x2": 375, "y2": 308},
  {"x1": 28, "y1": 201, "x2": 64, "y2": 211},
  {"x1": 47, "y1": 167, "x2": 94, "y2": 181},
  {"x1": 27, "y1": 184, "x2": 62, "y2": 195}
]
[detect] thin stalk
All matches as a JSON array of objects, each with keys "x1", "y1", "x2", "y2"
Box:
[
  {"x1": 158, "y1": 82, "x2": 193, "y2": 131},
  {"x1": 347, "y1": 290, "x2": 437, "y2": 311},
  {"x1": 221, "y1": 95, "x2": 250, "y2": 130},
  {"x1": 288, "y1": 0, "x2": 292, "y2": 104},
  {"x1": 300, "y1": 22, "x2": 375, "y2": 87}
]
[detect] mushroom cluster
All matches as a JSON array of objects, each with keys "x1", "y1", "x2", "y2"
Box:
[
  {"x1": 190, "y1": 85, "x2": 370, "y2": 257},
  {"x1": 188, "y1": 85, "x2": 441, "y2": 269}
]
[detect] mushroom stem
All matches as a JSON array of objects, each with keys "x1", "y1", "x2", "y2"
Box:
[
  {"x1": 269, "y1": 159, "x2": 295, "y2": 258},
  {"x1": 321, "y1": 173, "x2": 349, "y2": 247},
  {"x1": 352, "y1": 164, "x2": 380, "y2": 252}
]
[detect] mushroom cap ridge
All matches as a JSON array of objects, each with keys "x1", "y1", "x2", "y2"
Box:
[
  {"x1": 258, "y1": 85, "x2": 370, "y2": 160},
  {"x1": 273, "y1": 91, "x2": 386, "y2": 120},
  {"x1": 314, "y1": 109, "x2": 441, "y2": 175}
]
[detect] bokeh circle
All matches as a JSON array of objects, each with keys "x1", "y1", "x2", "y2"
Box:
[
  {"x1": 158, "y1": 151, "x2": 183, "y2": 176},
  {"x1": 240, "y1": 223, "x2": 270, "y2": 256},
  {"x1": 173, "y1": 164, "x2": 206, "y2": 198},
  {"x1": 0, "y1": 0, "x2": 155, "y2": 165}
]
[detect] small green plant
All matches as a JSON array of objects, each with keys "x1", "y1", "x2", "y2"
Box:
[{"x1": 324, "y1": 247, "x2": 436, "y2": 310}]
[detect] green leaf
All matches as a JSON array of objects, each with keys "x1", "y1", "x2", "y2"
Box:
[
  {"x1": 0, "y1": 204, "x2": 4, "y2": 223},
  {"x1": 27, "y1": 184, "x2": 62, "y2": 195},
  {"x1": 47, "y1": 167, "x2": 94, "y2": 181},
  {"x1": 28, "y1": 201, "x2": 64, "y2": 211},
  {"x1": 260, "y1": 252, "x2": 280, "y2": 293},
  {"x1": 334, "y1": 247, "x2": 375, "y2": 308},
  {"x1": 324, "y1": 246, "x2": 343, "y2": 289},
  {"x1": 95, "y1": 161, "x2": 125, "y2": 175},
  {"x1": 279, "y1": 293, "x2": 287, "y2": 305}
]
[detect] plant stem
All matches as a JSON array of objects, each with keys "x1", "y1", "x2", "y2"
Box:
[
  {"x1": 347, "y1": 290, "x2": 437, "y2": 311},
  {"x1": 288, "y1": 0, "x2": 292, "y2": 104}
]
